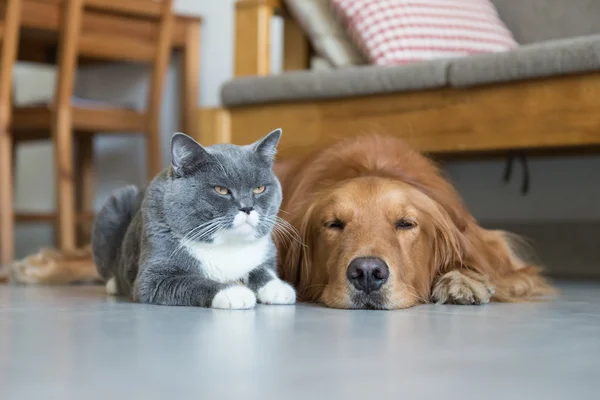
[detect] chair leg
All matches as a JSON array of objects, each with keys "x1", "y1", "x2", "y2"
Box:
[
  {"x1": 0, "y1": 128, "x2": 14, "y2": 266},
  {"x1": 12, "y1": 138, "x2": 17, "y2": 175},
  {"x1": 76, "y1": 135, "x2": 94, "y2": 246},
  {"x1": 53, "y1": 110, "x2": 76, "y2": 250},
  {"x1": 146, "y1": 124, "x2": 162, "y2": 179}
]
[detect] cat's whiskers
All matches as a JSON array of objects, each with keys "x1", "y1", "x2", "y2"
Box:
[
  {"x1": 183, "y1": 219, "x2": 225, "y2": 242},
  {"x1": 275, "y1": 217, "x2": 303, "y2": 241},
  {"x1": 169, "y1": 217, "x2": 229, "y2": 260},
  {"x1": 270, "y1": 228, "x2": 282, "y2": 245},
  {"x1": 167, "y1": 213, "x2": 296, "y2": 264},
  {"x1": 272, "y1": 225, "x2": 296, "y2": 245},
  {"x1": 274, "y1": 222, "x2": 300, "y2": 243},
  {"x1": 190, "y1": 224, "x2": 223, "y2": 242},
  {"x1": 270, "y1": 226, "x2": 289, "y2": 247},
  {"x1": 187, "y1": 219, "x2": 228, "y2": 242},
  {"x1": 264, "y1": 216, "x2": 305, "y2": 248},
  {"x1": 183, "y1": 219, "x2": 220, "y2": 239}
]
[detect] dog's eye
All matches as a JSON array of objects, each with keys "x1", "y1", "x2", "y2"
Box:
[
  {"x1": 396, "y1": 219, "x2": 416, "y2": 230},
  {"x1": 325, "y1": 219, "x2": 345, "y2": 230}
]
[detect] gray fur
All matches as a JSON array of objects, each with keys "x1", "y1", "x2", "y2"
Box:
[{"x1": 92, "y1": 130, "x2": 285, "y2": 307}]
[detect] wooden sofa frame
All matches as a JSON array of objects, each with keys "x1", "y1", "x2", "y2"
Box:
[{"x1": 197, "y1": 0, "x2": 600, "y2": 158}]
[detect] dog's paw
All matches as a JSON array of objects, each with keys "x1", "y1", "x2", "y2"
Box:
[
  {"x1": 257, "y1": 279, "x2": 296, "y2": 305},
  {"x1": 431, "y1": 270, "x2": 495, "y2": 305},
  {"x1": 211, "y1": 286, "x2": 257, "y2": 309}
]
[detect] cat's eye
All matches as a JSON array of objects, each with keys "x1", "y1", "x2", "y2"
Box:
[
  {"x1": 215, "y1": 186, "x2": 230, "y2": 195},
  {"x1": 253, "y1": 185, "x2": 266, "y2": 194},
  {"x1": 396, "y1": 219, "x2": 416, "y2": 230},
  {"x1": 325, "y1": 219, "x2": 345, "y2": 231}
]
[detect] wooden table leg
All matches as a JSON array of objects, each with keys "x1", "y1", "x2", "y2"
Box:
[
  {"x1": 180, "y1": 20, "x2": 200, "y2": 138},
  {"x1": 53, "y1": 109, "x2": 77, "y2": 250},
  {"x1": 53, "y1": 0, "x2": 82, "y2": 250},
  {"x1": 76, "y1": 135, "x2": 94, "y2": 246},
  {"x1": 0, "y1": 127, "x2": 14, "y2": 266},
  {"x1": 0, "y1": 0, "x2": 22, "y2": 266}
]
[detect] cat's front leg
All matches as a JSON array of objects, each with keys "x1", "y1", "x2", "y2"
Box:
[
  {"x1": 247, "y1": 265, "x2": 296, "y2": 305},
  {"x1": 136, "y1": 267, "x2": 256, "y2": 309}
]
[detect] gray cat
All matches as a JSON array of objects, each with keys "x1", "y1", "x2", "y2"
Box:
[{"x1": 92, "y1": 129, "x2": 295, "y2": 309}]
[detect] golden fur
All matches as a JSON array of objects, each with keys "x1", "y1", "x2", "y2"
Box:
[
  {"x1": 7, "y1": 245, "x2": 99, "y2": 285},
  {"x1": 275, "y1": 135, "x2": 553, "y2": 309}
]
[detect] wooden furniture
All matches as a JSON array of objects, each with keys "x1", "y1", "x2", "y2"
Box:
[
  {"x1": 0, "y1": 0, "x2": 22, "y2": 267},
  {"x1": 11, "y1": 0, "x2": 174, "y2": 251},
  {"x1": 14, "y1": 0, "x2": 201, "y2": 137},
  {"x1": 197, "y1": 0, "x2": 600, "y2": 158},
  {"x1": 0, "y1": 1, "x2": 201, "y2": 265}
]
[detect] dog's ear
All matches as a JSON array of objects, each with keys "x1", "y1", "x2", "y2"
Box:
[
  {"x1": 418, "y1": 197, "x2": 467, "y2": 277},
  {"x1": 425, "y1": 196, "x2": 496, "y2": 284},
  {"x1": 402, "y1": 172, "x2": 471, "y2": 233},
  {"x1": 431, "y1": 208, "x2": 464, "y2": 275}
]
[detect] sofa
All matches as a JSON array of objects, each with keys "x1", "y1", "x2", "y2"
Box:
[{"x1": 199, "y1": 0, "x2": 600, "y2": 158}]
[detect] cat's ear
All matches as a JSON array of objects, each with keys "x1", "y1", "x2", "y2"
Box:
[
  {"x1": 171, "y1": 132, "x2": 209, "y2": 176},
  {"x1": 253, "y1": 128, "x2": 282, "y2": 163}
]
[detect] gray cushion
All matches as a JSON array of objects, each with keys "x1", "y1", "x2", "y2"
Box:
[
  {"x1": 221, "y1": 60, "x2": 449, "y2": 107},
  {"x1": 491, "y1": 0, "x2": 600, "y2": 44},
  {"x1": 449, "y1": 35, "x2": 600, "y2": 88}
]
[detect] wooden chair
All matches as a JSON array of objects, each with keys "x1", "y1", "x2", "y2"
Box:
[
  {"x1": 0, "y1": 0, "x2": 22, "y2": 267},
  {"x1": 12, "y1": 0, "x2": 174, "y2": 251}
]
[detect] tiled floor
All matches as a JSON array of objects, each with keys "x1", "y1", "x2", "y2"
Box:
[{"x1": 1, "y1": 282, "x2": 599, "y2": 400}]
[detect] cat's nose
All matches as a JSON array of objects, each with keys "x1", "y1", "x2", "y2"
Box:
[{"x1": 239, "y1": 207, "x2": 254, "y2": 214}]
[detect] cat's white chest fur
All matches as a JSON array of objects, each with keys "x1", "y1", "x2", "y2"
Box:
[{"x1": 182, "y1": 235, "x2": 269, "y2": 283}]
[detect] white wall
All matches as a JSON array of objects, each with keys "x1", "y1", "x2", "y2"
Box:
[{"x1": 11, "y1": 0, "x2": 600, "y2": 257}]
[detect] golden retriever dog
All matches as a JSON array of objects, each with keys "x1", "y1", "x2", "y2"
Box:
[{"x1": 275, "y1": 135, "x2": 553, "y2": 309}]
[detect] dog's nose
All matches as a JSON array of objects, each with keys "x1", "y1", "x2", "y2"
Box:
[
  {"x1": 239, "y1": 207, "x2": 254, "y2": 214},
  {"x1": 346, "y1": 257, "x2": 389, "y2": 293}
]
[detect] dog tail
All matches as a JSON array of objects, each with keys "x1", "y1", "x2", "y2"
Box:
[{"x1": 92, "y1": 185, "x2": 140, "y2": 282}]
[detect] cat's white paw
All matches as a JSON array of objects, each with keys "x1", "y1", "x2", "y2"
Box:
[
  {"x1": 257, "y1": 279, "x2": 296, "y2": 305},
  {"x1": 211, "y1": 286, "x2": 257, "y2": 309},
  {"x1": 105, "y1": 277, "x2": 118, "y2": 296}
]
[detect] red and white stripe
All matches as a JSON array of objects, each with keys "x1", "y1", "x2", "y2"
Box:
[{"x1": 332, "y1": 0, "x2": 518, "y2": 65}]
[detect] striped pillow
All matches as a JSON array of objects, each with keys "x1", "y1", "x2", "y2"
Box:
[{"x1": 332, "y1": 0, "x2": 518, "y2": 65}]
